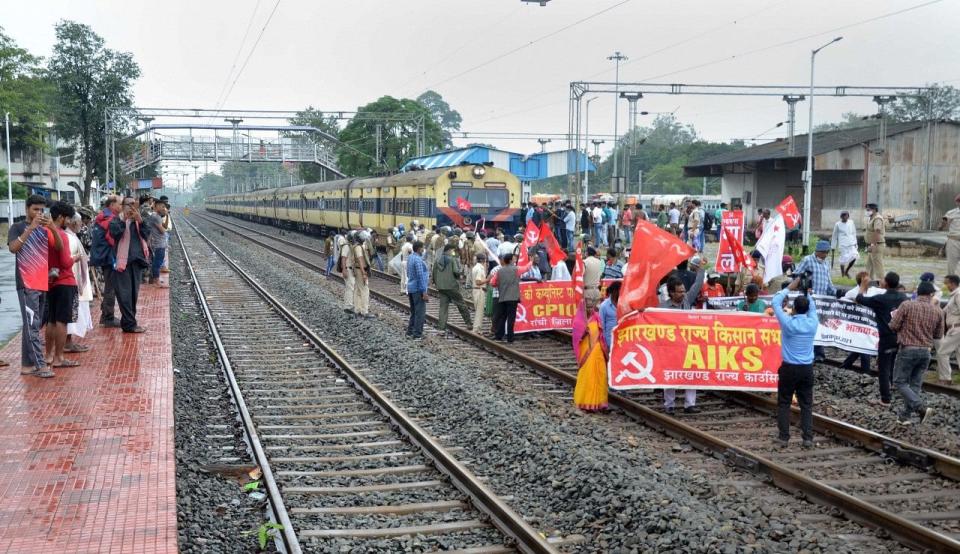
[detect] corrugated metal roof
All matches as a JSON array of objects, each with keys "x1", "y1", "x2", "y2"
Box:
[{"x1": 685, "y1": 120, "x2": 943, "y2": 168}]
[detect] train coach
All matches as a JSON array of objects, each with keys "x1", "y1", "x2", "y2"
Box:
[{"x1": 206, "y1": 164, "x2": 523, "y2": 237}]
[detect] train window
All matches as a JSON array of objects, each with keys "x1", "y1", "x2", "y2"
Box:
[{"x1": 447, "y1": 189, "x2": 508, "y2": 209}]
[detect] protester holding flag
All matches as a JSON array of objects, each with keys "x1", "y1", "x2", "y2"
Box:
[
  {"x1": 831, "y1": 211, "x2": 859, "y2": 279},
  {"x1": 659, "y1": 267, "x2": 705, "y2": 414}
]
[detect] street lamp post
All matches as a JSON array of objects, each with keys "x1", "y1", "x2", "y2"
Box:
[
  {"x1": 803, "y1": 36, "x2": 842, "y2": 247},
  {"x1": 583, "y1": 97, "x2": 598, "y2": 204},
  {"x1": 5, "y1": 112, "x2": 12, "y2": 226},
  {"x1": 607, "y1": 51, "x2": 627, "y2": 188}
]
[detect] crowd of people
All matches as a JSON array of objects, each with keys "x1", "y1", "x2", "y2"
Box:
[{"x1": 5, "y1": 193, "x2": 172, "y2": 377}]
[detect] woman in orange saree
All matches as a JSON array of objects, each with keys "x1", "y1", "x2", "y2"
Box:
[{"x1": 572, "y1": 303, "x2": 609, "y2": 412}]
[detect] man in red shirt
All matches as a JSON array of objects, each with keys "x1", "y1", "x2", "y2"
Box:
[
  {"x1": 44, "y1": 201, "x2": 79, "y2": 369},
  {"x1": 698, "y1": 272, "x2": 727, "y2": 308}
]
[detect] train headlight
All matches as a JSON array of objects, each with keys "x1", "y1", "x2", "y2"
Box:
[{"x1": 471, "y1": 165, "x2": 486, "y2": 179}]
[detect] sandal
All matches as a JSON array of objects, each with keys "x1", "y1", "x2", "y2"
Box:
[
  {"x1": 64, "y1": 344, "x2": 91, "y2": 353},
  {"x1": 53, "y1": 360, "x2": 81, "y2": 368},
  {"x1": 31, "y1": 368, "x2": 55, "y2": 378}
]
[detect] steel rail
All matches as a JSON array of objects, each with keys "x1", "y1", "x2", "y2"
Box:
[
  {"x1": 190, "y1": 211, "x2": 960, "y2": 552},
  {"x1": 176, "y1": 218, "x2": 303, "y2": 554},
  {"x1": 181, "y1": 215, "x2": 558, "y2": 554}
]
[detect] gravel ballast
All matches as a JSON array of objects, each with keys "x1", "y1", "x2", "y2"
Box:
[
  {"x1": 191, "y1": 215, "x2": 909, "y2": 553},
  {"x1": 170, "y1": 230, "x2": 278, "y2": 553}
]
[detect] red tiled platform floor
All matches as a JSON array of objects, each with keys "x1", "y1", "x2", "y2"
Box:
[{"x1": 0, "y1": 285, "x2": 177, "y2": 554}]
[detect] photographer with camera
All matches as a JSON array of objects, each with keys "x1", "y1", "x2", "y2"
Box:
[{"x1": 790, "y1": 240, "x2": 836, "y2": 362}]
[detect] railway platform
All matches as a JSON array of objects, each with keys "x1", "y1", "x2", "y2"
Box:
[{"x1": 0, "y1": 286, "x2": 177, "y2": 554}]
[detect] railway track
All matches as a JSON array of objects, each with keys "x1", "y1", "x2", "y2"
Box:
[
  {"x1": 192, "y1": 210, "x2": 960, "y2": 551},
  {"x1": 177, "y1": 216, "x2": 557, "y2": 553}
]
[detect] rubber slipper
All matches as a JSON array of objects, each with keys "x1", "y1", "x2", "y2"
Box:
[
  {"x1": 64, "y1": 344, "x2": 91, "y2": 353},
  {"x1": 53, "y1": 360, "x2": 81, "y2": 368},
  {"x1": 31, "y1": 368, "x2": 55, "y2": 378}
]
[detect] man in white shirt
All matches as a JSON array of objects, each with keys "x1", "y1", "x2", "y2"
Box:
[
  {"x1": 399, "y1": 235, "x2": 414, "y2": 295},
  {"x1": 563, "y1": 206, "x2": 576, "y2": 251},
  {"x1": 591, "y1": 204, "x2": 605, "y2": 246},
  {"x1": 841, "y1": 271, "x2": 884, "y2": 372},
  {"x1": 470, "y1": 254, "x2": 488, "y2": 333},
  {"x1": 498, "y1": 235, "x2": 517, "y2": 259},
  {"x1": 831, "y1": 211, "x2": 859, "y2": 279},
  {"x1": 668, "y1": 203, "x2": 681, "y2": 235},
  {"x1": 940, "y1": 193, "x2": 960, "y2": 275},
  {"x1": 484, "y1": 233, "x2": 500, "y2": 271}
]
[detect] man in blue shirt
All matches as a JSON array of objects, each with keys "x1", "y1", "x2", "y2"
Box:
[
  {"x1": 792, "y1": 240, "x2": 835, "y2": 362},
  {"x1": 771, "y1": 287, "x2": 819, "y2": 448},
  {"x1": 599, "y1": 281, "x2": 621, "y2": 349},
  {"x1": 406, "y1": 241, "x2": 430, "y2": 340}
]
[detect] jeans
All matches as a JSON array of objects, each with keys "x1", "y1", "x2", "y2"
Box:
[
  {"x1": 877, "y1": 343, "x2": 898, "y2": 403},
  {"x1": 151, "y1": 247, "x2": 166, "y2": 279},
  {"x1": 100, "y1": 266, "x2": 117, "y2": 322},
  {"x1": 777, "y1": 362, "x2": 814, "y2": 441},
  {"x1": 493, "y1": 300, "x2": 518, "y2": 342},
  {"x1": 841, "y1": 351, "x2": 872, "y2": 371},
  {"x1": 407, "y1": 292, "x2": 426, "y2": 338},
  {"x1": 814, "y1": 345, "x2": 826, "y2": 360},
  {"x1": 893, "y1": 346, "x2": 930, "y2": 419},
  {"x1": 325, "y1": 254, "x2": 336, "y2": 275},
  {"x1": 566, "y1": 229, "x2": 575, "y2": 251},
  {"x1": 17, "y1": 288, "x2": 46, "y2": 369},
  {"x1": 593, "y1": 223, "x2": 605, "y2": 246}
]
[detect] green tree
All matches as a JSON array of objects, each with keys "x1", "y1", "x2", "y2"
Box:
[
  {"x1": 337, "y1": 96, "x2": 442, "y2": 176},
  {"x1": 416, "y1": 90, "x2": 462, "y2": 148},
  {"x1": 888, "y1": 83, "x2": 960, "y2": 122},
  {"x1": 0, "y1": 26, "x2": 56, "y2": 152},
  {"x1": 813, "y1": 111, "x2": 876, "y2": 133},
  {"x1": 48, "y1": 20, "x2": 141, "y2": 205},
  {"x1": 288, "y1": 106, "x2": 340, "y2": 183}
]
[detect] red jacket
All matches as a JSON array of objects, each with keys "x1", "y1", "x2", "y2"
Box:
[{"x1": 95, "y1": 210, "x2": 117, "y2": 248}]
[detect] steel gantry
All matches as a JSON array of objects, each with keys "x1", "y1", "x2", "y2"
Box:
[{"x1": 566, "y1": 81, "x2": 933, "y2": 199}]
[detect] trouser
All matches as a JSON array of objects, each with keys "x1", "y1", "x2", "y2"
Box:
[
  {"x1": 493, "y1": 300, "x2": 518, "y2": 341},
  {"x1": 566, "y1": 229, "x2": 575, "y2": 251},
  {"x1": 151, "y1": 247, "x2": 166, "y2": 279},
  {"x1": 343, "y1": 270, "x2": 356, "y2": 310},
  {"x1": 608, "y1": 225, "x2": 617, "y2": 246},
  {"x1": 17, "y1": 288, "x2": 46, "y2": 370},
  {"x1": 865, "y1": 244, "x2": 885, "y2": 281},
  {"x1": 814, "y1": 345, "x2": 826, "y2": 360},
  {"x1": 936, "y1": 331, "x2": 959, "y2": 381},
  {"x1": 407, "y1": 293, "x2": 426, "y2": 337},
  {"x1": 325, "y1": 255, "x2": 336, "y2": 276},
  {"x1": 947, "y1": 238, "x2": 960, "y2": 276},
  {"x1": 113, "y1": 265, "x2": 143, "y2": 331},
  {"x1": 663, "y1": 389, "x2": 697, "y2": 409},
  {"x1": 877, "y1": 343, "x2": 898, "y2": 404},
  {"x1": 471, "y1": 289, "x2": 485, "y2": 332},
  {"x1": 162, "y1": 232, "x2": 170, "y2": 269},
  {"x1": 594, "y1": 223, "x2": 605, "y2": 246},
  {"x1": 841, "y1": 351, "x2": 872, "y2": 371},
  {"x1": 374, "y1": 254, "x2": 385, "y2": 272},
  {"x1": 437, "y1": 288, "x2": 471, "y2": 331},
  {"x1": 400, "y1": 261, "x2": 408, "y2": 293},
  {"x1": 893, "y1": 346, "x2": 931, "y2": 419},
  {"x1": 353, "y1": 274, "x2": 369, "y2": 315},
  {"x1": 622, "y1": 225, "x2": 632, "y2": 246},
  {"x1": 100, "y1": 266, "x2": 117, "y2": 322},
  {"x1": 777, "y1": 362, "x2": 814, "y2": 441}
]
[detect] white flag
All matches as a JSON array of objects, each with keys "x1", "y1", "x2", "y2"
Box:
[{"x1": 756, "y1": 214, "x2": 786, "y2": 283}]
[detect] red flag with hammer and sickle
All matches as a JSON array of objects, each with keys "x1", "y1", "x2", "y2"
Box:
[
  {"x1": 539, "y1": 223, "x2": 567, "y2": 267},
  {"x1": 724, "y1": 226, "x2": 755, "y2": 271},
  {"x1": 516, "y1": 219, "x2": 541, "y2": 268},
  {"x1": 456, "y1": 196, "x2": 472, "y2": 212},
  {"x1": 775, "y1": 195, "x2": 801, "y2": 229},
  {"x1": 617, "y1": 219, "x2": 694, "y2": 318}
]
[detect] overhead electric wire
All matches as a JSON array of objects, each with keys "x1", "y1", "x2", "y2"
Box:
[
  {"x1": 211, "y1": 0, "x2": 263, "y2": 115},
  {"x1": 216, "y1": 0, "x2": 282, "y2": 112},
  {"x1": 419, "y1": 0, "x2": 632, "y2": 93}
]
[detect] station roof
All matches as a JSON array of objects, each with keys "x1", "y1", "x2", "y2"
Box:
[{"x1": 685, "y1": 120, "x2": 936, "y2": 169}]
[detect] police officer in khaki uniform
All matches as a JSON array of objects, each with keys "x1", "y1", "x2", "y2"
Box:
[
  {"x1": 339, "y1": 232, "x2": 356, "y2": 312},
  {"x1": 353, "y1": 230, "x2": 372, "y2": 317},
  {"x1": 940, "y1": 193, "x2": 960, "y2": 275},
  {"x1": 865, "y1": 203, "x2": 886, "y2": 281}
]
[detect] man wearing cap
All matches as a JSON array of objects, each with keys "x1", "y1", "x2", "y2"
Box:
[
  {"x1": 864, "y1": 203, "x2": 886, "y2": 281},
  {"x1": 792, "y1": 240, "x2": 836, "y2": 362},
  {"x1": 767, "y1": 255, "x2": 794, "y2": 292},
  {"x1": 831, "y1": 211, "x2": 858, "y2": 279},
  {"x1": 940, "y1": 194, "x2": 960, "y2": 276}
]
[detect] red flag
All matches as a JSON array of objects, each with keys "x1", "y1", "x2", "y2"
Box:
[
  {"x1": 539, "y1": 223, "x2": 566, "y2": 267},
  {"x1": 516, "y1": 220, "x2": 541, "y2": 268},
  {"x1": 775, "y1": 195, "x2": 801, "y2": 229},
  {"x1": 617, "y1": 219, "x2": 694, "y2": 317},
  {"x1": 572, "y1": 243, "x2": 585, "y2": 307},
  {"x1": 456, "y1": 196, "x2": 472, "y2": 212},
  {"x1": 723, "y1": 226, "x2": 755, "y2": 271}
]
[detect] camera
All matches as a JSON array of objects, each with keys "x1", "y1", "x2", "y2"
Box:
[{"x1": 797, "y1": 269, "x2": 814, "y2": 295}]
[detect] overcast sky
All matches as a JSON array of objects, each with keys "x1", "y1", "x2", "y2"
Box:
[{"x1": 5, "y1": 0, "x2": 959, "y2": 160}]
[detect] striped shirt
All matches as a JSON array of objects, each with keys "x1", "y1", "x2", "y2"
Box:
[
  {"x1": 890, "y1": 299, "x2": 944, "y2": 348},
  {"x1": 794, "y1": 254, "x2": 836, "y2": 296}
]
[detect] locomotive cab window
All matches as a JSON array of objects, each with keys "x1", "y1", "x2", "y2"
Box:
[{"x1": 447, "y1": 189, "x2": 508, "y2": 208}]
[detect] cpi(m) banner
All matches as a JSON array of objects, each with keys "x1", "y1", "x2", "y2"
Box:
[
  {"x1": 706, "y1": 294, "x2": 879, "y2": 355},
  {"x1": 515, "y1": 281, "x2": 576, "y2": 333},
  {"x1": 608, "y1": 309, "x2": 783, "y2": 392}
]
